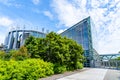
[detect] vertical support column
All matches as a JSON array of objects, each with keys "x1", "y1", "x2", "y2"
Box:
[
  {"x1": 21, "y1": 30, "x2": 24, "y2": 47},
  {"x1": 104, "y1": 62, "x2": 106, "y2": 68},
  {"x1": 116, "y1": 61, "x2": 118, "y2": 70},
  {"x1": 8, "y1": 31, "x2": 13, "y2": 49},
  {"x1": 102, "y1": 61, "x2": 104, "y2": 68},
  {"x1": 108, "y1": 61, "x2": 110, "y2": 69},
  {"x1": 13, "y1": 30, "x2": 18, "y2": 49}
]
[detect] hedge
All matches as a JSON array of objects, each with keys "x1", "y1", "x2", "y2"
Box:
[{"x1": 0, "y1": 59, "x2": 54, "y2": 80}]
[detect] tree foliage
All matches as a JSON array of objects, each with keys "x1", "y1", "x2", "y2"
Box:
[
  {"x1": 25, "y1": 32, "x2": 84, "y2": 70},
  {"x1": 11, "y1": 46, "x2": 30, "y2": 60},
  {"x1": 116, "y1": 57, "x2": 120, "y2": 60},
  {"x1": 1, "y1": 46, "x2": 30, "y2": 61}
]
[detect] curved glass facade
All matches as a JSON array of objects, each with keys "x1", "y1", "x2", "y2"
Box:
[
  {"x1": 4, "y1": 30, "x2": 45, "y2": 50},
  {"x1": 61, "y1": 17, "x2": 99, "y2": 67}
]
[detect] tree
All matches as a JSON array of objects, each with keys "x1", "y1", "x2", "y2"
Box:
[
  {"x1": 25, "y1": 32, "x2": 84, "y2": 70},
  {"x1": 7, "y1": 46, "x2": 30, "y2": 60},
  {"x1": 116, "y1": 57, "x2": 120, "y2": 60}
]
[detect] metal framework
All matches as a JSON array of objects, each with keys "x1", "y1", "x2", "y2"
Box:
[
  {"x1": 100, "y1": 53, "x2": 120, "y2": 61},
  {"x1": 94, "y1": 54, "x2": 120, "y2": 70},
  {"x1": 95, "y1": 60, "x2": 120, "y2": 70}
]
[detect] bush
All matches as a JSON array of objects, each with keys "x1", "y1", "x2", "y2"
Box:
[
  {"x1": 3, "y1": 50, "x2": 17, "y2": 60},
  {"x1": 3, "y1": 46, "x2": 30, "y2": 61},
  {"x1": 0, "y1": 50, "x2": 5, "y2": 60},
  {"x1": 0, "y1": 59, "x2": 54, "y2": 80},
  {"x1": 54, "y1": 63, "x2": 67, "y2": 74},
  {"x1": 75, "y1": 62, "x2": 83, "y2": 69},
  {"x1": 0, "y1": 46, "x2": 30, "y2": 61}
]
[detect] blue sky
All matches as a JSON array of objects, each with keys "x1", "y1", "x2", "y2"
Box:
[{"x1": 0, "y1": 0, "x2": 120, "y2": 54}]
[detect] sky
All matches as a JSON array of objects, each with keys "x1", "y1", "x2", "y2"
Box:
[{"x1": 0, "y1": 0, "x2": 120, "y2": 54}]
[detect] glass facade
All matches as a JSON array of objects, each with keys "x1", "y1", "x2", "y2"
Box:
[
  {"x1": 61, "y1": 17, "x2": 99, "y2": 67},
  {"x1": 4, "y1": 30, "x2": 45, "y2": 50}
]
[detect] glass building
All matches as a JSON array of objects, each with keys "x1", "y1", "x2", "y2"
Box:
[
  {"x1": 4, "y1": 30, "x2": 45, "y2": 50},
  {"x1": 61, "y1": 16, "x2": 99, "y2": 67}
]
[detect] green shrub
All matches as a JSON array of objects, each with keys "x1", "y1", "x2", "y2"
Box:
[
  {"x1": 75, "y1": 62, "x2": 83, "y2": 69},
  {"x1": 54, "y1": 63, "x2": 67, "y2": 74},
  {"x1": 3, "y1": 50, "x2": 17, "y2": 60},
  {"x1": 0, "y1": 59, "x2": 54, "y2": 80},
  {"x1": 117, "y1": 57, "x2": 120, "y2": 60},
  {"x1": 0, "y1": 50, "x2": 5, "y2": 60},
  {"x1": 4, "y1": 46, "x2": 30, "y2": 61},
  {"x1": 0, "y1": 46, "x2": 30, "y2": 61}
]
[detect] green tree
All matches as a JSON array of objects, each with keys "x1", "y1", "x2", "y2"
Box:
[
  {"x1": 5, "y1": 46, "x2": 30, "y2": 60},
  {"x1": 116, "y1": 57, "x2": 120, "y2": 60},
  {"x1": 25, "y1": 32, "x2": 84, "y2": 71}
]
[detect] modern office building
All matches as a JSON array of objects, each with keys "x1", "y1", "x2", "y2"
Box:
[
  {"x1": 4, "y1": 17, "x2": 99, "y2": 67},
  {"x1": 4, "y1": 30, "x2": 45, "y2": 50},
  {"x1": 61, "y1": 16, "x2": 99, "y2": 67}
]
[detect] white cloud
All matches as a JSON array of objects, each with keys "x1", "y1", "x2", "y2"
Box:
[
  {"x1": 99, "y1": 39, "x2": 120, "y2": 54},
  {"x1": 43, "y1": 11, "x2": 53, "y2": 20},
  {"x1": 52, "y1": 0, "x2": 120, "y2": 54},
  {"x1": 52, "y1": 0, "x2": 89, "y2": 27},
  {"x1": 0, "y1": 17, "x2": 36, "y2": 44},
  {"x1": 0, "y1": 32, "x2": 7, "y2": 44},
  {"x1": 0, "y1": 0, "x2": 22, "y2": 8},
  {"x1": 32, "y1": 0, "x2": 40, "y2": 5},
  {"x1": 0, "y1": 17, "x2": 13, "y2": 27},
  {"x1": 0, "y1": 16, "x2": 13, "y2": 44},
  {"x1": 57, "y1": 29, "x2": 66, "y2": 34},
  {"x1": 0, "y1": 34, "x2": 5, "y2": 44}
]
